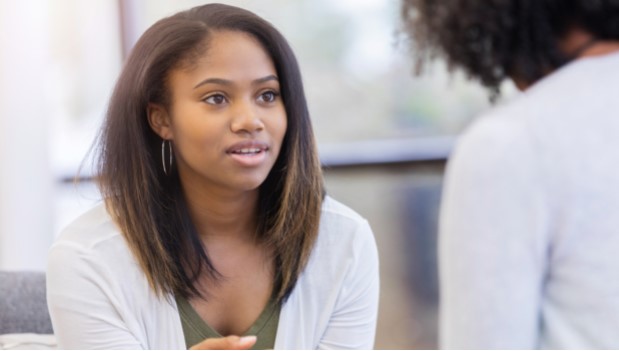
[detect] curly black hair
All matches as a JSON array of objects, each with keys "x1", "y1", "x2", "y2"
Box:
[{"x1": 401, "y1": 0, "x2": 619, "y2": 96}]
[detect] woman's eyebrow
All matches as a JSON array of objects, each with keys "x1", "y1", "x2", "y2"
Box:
[
  {"x1": 193, "y1": 78, "x2": 232, "y2": 89},
  {"x1": 252, "y1": 75, "x2": 279, "y2": 86},
  {"x1": 193, "y1": 75, "x2": 279, "y2": 90}
]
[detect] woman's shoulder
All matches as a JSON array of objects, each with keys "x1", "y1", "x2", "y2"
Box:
[
  {"x1": 49, "y1": 203, "x2": 133, "y2": 272},
  {"x1": 53, "y1": 202, "x2": 123, "y2": 250},
  {"x1": 321, "y1": 196, "x2": 366, "y2": 222},
  {"x1": 320, "y1": 196, "x2": 371, "y2": 234},
  {"x1": 317, "y1": 196, "x2": 375, "y2": 250}
]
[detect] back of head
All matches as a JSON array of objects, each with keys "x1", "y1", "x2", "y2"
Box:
[{"x1": 401, "y1": 0, "x2": 619, "y2": 94}]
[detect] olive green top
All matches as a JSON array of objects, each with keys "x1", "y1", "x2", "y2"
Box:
[{"x1": 176, "y1": 296, "x2": 280, "y2": 350}]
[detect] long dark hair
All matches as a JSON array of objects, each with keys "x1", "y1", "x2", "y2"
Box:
[
  {"x1": 401, "y1": 0, "x2": 619, "y2": 95},
  {"x1": 95, "y1": 3, "x2": 324, "y2": 302}
]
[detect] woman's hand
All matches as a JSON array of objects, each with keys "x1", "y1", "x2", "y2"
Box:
[{"x1": 190, "y1": 335, "x2": 257, "y2": 350}]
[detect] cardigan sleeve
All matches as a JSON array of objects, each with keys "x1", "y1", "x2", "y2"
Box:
[
  {"x1": 439, "y1": 116, "x2": 550, "y2": 349},
  {"x1": 317, "y1": 219, "x2": 380, "y2": 350},
  {"x1": 47, "y1": 242, "x2": 145, "y2": 349}
]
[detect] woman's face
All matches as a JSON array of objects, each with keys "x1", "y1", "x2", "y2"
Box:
[{"x1": 150, "y1": 30, "x2": 287, "y2": 194}]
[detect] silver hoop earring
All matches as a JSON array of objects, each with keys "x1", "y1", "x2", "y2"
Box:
[{"x1": 162, "y1": 140, "x2": 173, "y2": 175}]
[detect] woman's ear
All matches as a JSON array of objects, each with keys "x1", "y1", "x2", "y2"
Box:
[{"x1": 147, "y1": 103, "x2": 173, "y2": 140}]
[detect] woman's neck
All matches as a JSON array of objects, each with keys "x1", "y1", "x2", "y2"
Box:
[
  {"x1": 513, "y1": 29, "x2": 619, "y2": 90},
  {"x1": 181, "y1": 178, "x2": 259, "y2": 243},
  {"x1": 578, "y1": 41, "x2": 619, "y2": 58},
  {"x1": 559, "y1": 28, "x2": 619, "y2": 59}
]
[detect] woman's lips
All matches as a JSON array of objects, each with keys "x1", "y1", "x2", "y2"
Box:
[{"x1": 226, "y1": 141, "x2": 269, "y2": 167}]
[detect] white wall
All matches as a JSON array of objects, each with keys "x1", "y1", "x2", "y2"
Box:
[
  {"x1": 0, "y1": 0, "x2": 122, "y2": 270},
  {"x1": 0, "y1": 0, "x2": 54, "y2": 270}
]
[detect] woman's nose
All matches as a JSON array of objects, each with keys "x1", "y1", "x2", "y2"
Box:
[{"x1": 230, "y1": 100, "x2": 264, "y2": 134}]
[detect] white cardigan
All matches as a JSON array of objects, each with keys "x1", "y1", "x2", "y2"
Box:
[{"x1": 47, "y1": 196, "x2": 379, "y2": 349}]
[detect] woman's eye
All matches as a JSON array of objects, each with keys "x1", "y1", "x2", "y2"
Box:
[
  {"x1": 204, "y1": 94, "x2": 227, "y2": 105},
  {"x1": 258, "y1": 91, "x2": 278, "y2": 103}
]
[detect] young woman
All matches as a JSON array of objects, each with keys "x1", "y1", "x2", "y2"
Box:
[
  {"x1": 401, "y1": 0, "x2": 619, "y2": 348},
  {"x1": 47, "y1": 4, "x2": 379, "y2": 349}
]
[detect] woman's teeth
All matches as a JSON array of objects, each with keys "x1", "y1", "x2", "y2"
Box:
[{"x1": 234, "y1": 148, "x2": 261, "y2": 154}]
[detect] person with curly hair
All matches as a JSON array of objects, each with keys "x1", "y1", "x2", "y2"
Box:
[{"x1": 401, "y1": 0, "x2": 619, "y2": 349}]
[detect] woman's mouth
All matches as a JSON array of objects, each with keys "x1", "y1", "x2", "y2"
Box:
[
  {"x1": 229, "y1": 147, "x2": 264, "y2": 155},
  {"x1": 226, "y1": 142, "x2": 270, "y2": 167}
]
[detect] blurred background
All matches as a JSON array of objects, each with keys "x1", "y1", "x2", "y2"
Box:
[{"x1": 0, "y1": 0, "x2": 516, "y2": 348}]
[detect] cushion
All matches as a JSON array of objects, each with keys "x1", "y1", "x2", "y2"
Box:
[
  {"x1": 0, "y1": 271, "x2": 53, "y2": 334},
  {"x1": 0, "y1": 333, "x2": 56, "y2": 350}
]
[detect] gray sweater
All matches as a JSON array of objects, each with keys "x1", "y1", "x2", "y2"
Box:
[{"x1": 439, "y1": 50, "x2": 619, "y2": 349}]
